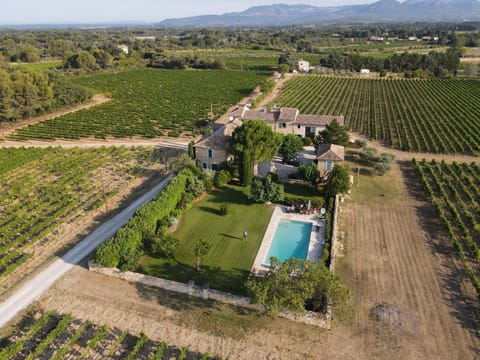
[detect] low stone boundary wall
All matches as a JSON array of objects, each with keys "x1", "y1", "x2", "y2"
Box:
[
  {"x1": 88, "y1": 261, "x2": 252, "y2": 308},
  {"x1": 88, "y1": 262, "x2": 330, "y2": 328},
  {"x1": 329, "y1": 194, "x2": 340, "y2": 272}
]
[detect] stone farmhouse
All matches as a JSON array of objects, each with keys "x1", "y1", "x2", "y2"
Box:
[
  {"x1": 195, "y1": 107, "x2": 344, "y2": 171},
  {"x1": 194, "y1": 119, "x2": 242, "y2": 170},
  {"x1": 230, "y1": 106, "x2": 344, "y2": 138}
]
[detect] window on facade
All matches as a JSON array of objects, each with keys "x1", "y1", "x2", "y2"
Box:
[
  {"x1": 212, "y1": 164, "x2": 218, "y2": 171},
  {"x1": 325, "y1": 161, "x2": 334, "y2": 171},
  {"x1": 280, "y1": 123, "x2": 287, "y2": 129},
  {"x1": 297, "y1": 124, "x2": 301, "y2": 129},
  {"x1": 202, "y1": 162, "x2": 207, "y2": 169},
  {"x1": 208, "y1": 149, "x2": 213, "y2": 158}
]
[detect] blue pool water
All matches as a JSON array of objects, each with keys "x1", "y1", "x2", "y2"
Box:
[{"x1": 265, "y1": 220, "x2": 312, "y2": 264}]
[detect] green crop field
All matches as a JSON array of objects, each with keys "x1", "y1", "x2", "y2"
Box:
[
  {"x1": 0, "y1": 310, "x2": 209, "y2": 359},
  {"x1": 9, "y1": 69, "x2": 267, "y2": 140},
  {"x1": 413, "y1": 159, "x2": 480, "y2": 296},
  {"x1": 0, "y1": 146, "x2": 165, "y2": 279},
  {"x1": 273, "y1": 76, "x2": 480, "y2": 154}
]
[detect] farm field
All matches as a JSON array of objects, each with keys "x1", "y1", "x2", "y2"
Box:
[
  {"x1": 139, "y1": 185, "x2": 274, "y2": 295},
  {"x1": 8, "y1": 69, "x2": 267, "y2": 140},
  {"x1": 335, "y1": 156, "x2": 479, "y2": 358},
  {"x1": 0, "y1": 310, "x2": 212, "y2": 360},
  {"x1": 0, "y1": 146, "x2": 166, "y2": 282},
  {"x1": 412, "y1": 159, "x2": 480, "y2": 296},
  {"x1": 273, "y1": 76, "x2": 480, "y2": 154}
]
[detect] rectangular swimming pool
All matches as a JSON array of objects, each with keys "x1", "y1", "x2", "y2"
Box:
[{"x1": 265, "y1": 220, "x2": 313, "y2": 264}]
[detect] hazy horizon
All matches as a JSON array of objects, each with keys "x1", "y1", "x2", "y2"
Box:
[{"x1": 0, "y1": 0, "x2": 378, "y2": 25}]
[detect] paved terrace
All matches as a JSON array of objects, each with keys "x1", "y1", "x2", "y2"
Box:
[{"x1": 252, "y1": 205, "x2": 325, "y2": 274}]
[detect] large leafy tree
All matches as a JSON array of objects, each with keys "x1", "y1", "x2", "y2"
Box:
[
  {"x1": 246, "y1": 257, "x2": 351, "y2": 317},
  {"x1": 298, "y1": 162, "x2": 320, "y2": 185},
  {"x1": 315, "y1": 119, "x2": 349, "y2": 147},
  {"x1": 248, "y1": 175, "x2": 284, "y2": 203},
  {"x1": 280, "y1": 134, "x2": 304, "y2": 162},
  {"x1": 0, "y1": 69, "x2": 13, "y2": 120},
  {"x1": 231, "y1": 120, "x2": 282, "y2": 186},
  {"x1": 325, "y1": 164, "x2": 350, "y2": 197}
]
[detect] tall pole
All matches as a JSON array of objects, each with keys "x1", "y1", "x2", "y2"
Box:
[
  {"x1": 357, "y1": 165, "x2": 360, "y2": 188},
  {"x1": 353, "y1": 154, "x2": 360, "y2": 188},
  {"x1": 100, "y1": 168, "x2": 108, "y2": 213}
]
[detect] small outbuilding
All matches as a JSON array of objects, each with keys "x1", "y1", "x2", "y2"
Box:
[
  {"x1": 118, "y1": 44, "x2": 129, "y2": 55},
  {"x1": 316, "y1": 144, "x2": 345, "y2": 177},
  {"x1": 298, "y1": 60, "x2": 310, "y2": 73}
]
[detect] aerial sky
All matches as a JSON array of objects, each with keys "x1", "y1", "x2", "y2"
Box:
[{"x1": 0, "y1": 0, "x2": 377, "y2": 25}]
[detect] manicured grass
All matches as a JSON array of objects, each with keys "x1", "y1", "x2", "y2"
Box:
[
  {"x1": 283, "y1": 181, "x2": 324, "y2": 205},
  {"x1": 139, "y1": 185, "x2": 274, "y2": 295}
]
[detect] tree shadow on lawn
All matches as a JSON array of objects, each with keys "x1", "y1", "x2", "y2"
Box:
[
  {"x1": 140, "y1": 259, "x2": 250, "y2": 297},
  {"x1": 208, "y1": 186, "x2": 252, "y2": 206},
  {"x1": 218, "y1": 233, "x2": 243, "y2": 241},
  {"x1": 198, "y1": 206, "x2": 222, "y2": 216},
  {"x1": 399, "y1": 160, "x2": 480, "y2": 344}
]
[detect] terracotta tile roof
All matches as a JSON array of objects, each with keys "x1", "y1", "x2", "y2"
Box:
[
  {"x1": 278, "y1": 107, "x2": 299, "y2": 122},
  {"x1": 195, "y1": 134, "x2": 229, "y2": 149},
  {"x1": 316, "y1": 144, "x2": 345, "y2": 161},
  {"x1": 230, "y1": 107, "x2": 246, "y2": 119},
  {"x1": 195, "y1": 120, "x2": 242, "y2": 149},
  {"x1": 296, "y1": 114, "x2": 345, "y2": 127},
  {"x1": 242, "y1": 110, "x2": 276, "y2": 122}
]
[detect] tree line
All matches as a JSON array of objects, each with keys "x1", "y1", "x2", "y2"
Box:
[
  {"x1": 0, "y1": 67, "x2": 92, "y2": 122},
  {"x1": 319, "y1": 48, "x2": 461, "y2": 77}
]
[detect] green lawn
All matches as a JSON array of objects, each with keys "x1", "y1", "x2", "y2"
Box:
[
  {"x1": 139, "y1": 185, "x2": 274, "y2": 295},
  {"x1": 283, "y1": 182, "x2": 324, "y2": 204}
]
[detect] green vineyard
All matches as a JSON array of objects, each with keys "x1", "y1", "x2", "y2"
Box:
[
  {"x1": 0, "y1": 146, "x2": 162, "y2": 279},
  {"x1": 0, "y1": 311, "x2": 215, "y2": 360},
  {"x1": 413, "y1": 159, "x2": 480, "y2": 296},
  {"x1": 273, "y1": 76, "x2": 480, "y2": 155},
  {"x1": 9, "y1": 69, "x2": 267, "y2": 140}
]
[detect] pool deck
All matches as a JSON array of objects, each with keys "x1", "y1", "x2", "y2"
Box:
[{"x1": 252, "y1": 205, "x2": 326, "y2": 274}]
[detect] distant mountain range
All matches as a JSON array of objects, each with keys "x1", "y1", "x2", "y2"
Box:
[{"x1": 159, "y1": 1, "x2": 480, "y2": 27}]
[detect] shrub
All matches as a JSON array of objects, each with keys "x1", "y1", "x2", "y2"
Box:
[
  {"x1": 302, "y1": 137, "x2": 313, "y2": 146},
  {"x1": 93, "y1": 169, "x2": 194, "y2": 270},
  {"x1": 214, "y1": 170, "x2": 232, "y2": 188},
  {"x1": 219, "y1": 202, "x2": 229, "y2": 216},
  {"x1": 354, "y1": 139, "x2": 367, "y2": 148},
  {"x1": 248, "y1": 175, "x2": 284, "y2": 203},
  {"x1": 152, "y1": 234, "x2": 179, "y2": 258}
]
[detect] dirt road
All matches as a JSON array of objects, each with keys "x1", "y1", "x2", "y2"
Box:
[
  {"x1": 0, "y1": 174, "x2": 174, "y2": 329},
  {"x1": 0, "y1": 138, "x2": 188, "y2": 150}
]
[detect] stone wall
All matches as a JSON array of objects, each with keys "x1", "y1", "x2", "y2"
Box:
[
  {"x1": 195, "y1": 147, "x2": 229, "y2": 169},
  {"x1": 88, "y1": 261, "x2": 331, "y2": 328}
]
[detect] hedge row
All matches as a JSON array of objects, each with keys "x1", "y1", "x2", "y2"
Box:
[{"x1": 93, "y1": 169, "x2": 192, "y2": 270}]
